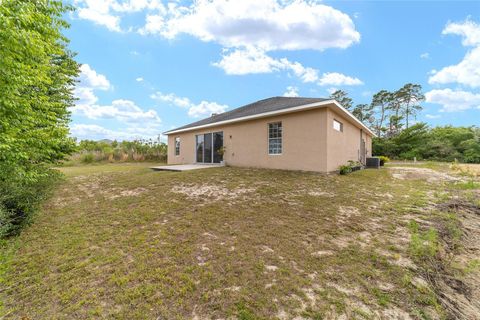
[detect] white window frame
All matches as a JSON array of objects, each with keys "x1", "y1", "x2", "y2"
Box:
[
  {"x1": 333, "y1": 119, "x2": 343, "y2": 132},
  {"x1": 175, "y1": 137, "x2": 180, "y2": 156},
  {"x1": 268, "y1": 122, "x2": 282, "y2": 155}
]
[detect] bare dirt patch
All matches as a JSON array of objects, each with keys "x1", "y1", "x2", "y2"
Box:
[
  {"x1": 389, "y1": 167, "x2": 460, "y2": 183},
  {"x1": 109, "y1": 187, "x2": 147, "y2": 199},
  {"x1": 74, "y1": 177, "x2": 148, "y2": 200},
  {"x1": 171, "y1": 183, "x2": 256, "y2": 201},
  {"x1": 337, "y1": 206, "x2": 360, "y2": 224}
]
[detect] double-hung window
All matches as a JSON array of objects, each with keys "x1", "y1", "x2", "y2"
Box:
[
  {"x1": 268, "y1": 122, "x2": 282, "y2": 155},
  {"x1": 175, "y1": 137, "x2": 180, "y2": 156}
]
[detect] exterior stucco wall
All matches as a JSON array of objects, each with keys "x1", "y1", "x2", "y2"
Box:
[
  {"x1": 325, "y1": 109, "x2": 373, "y2": 172},
  {"x1": 168, "y1": 108, "x2": 328, "y2": 172},
  {"x1": 167, "y1": 105, "x2": 373, "y2": 173}
]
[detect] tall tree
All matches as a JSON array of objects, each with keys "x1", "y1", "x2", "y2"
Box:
[
  {"x1": 352, "y1": 103, "x2": 375, "y2": 125},
  {"x1": 396, "y1": 83, "x2": 425, "y2": 129},
  {"x1": 371, "y1": 90, "x2": 392, "y2": 137},
  {"x1": 0, "y1": 0, "x2": 79, "y2": 235},
  {"x1": 385, "y1": 91, "x2": 404, "y2": 136},
  {"x1": 329, "y1": 90, "x2": 353, "y2": 111}
]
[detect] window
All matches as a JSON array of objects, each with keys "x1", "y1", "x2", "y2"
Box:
[
  {"x1": 175, "y1": 137, "x2": 180, "y2": 156},
  {"x1": 333, "y1": 119, "x2": 343, "y2": 132},
  {"x1": 268, "y1": 122, "x2": 282, "y2": 155}
]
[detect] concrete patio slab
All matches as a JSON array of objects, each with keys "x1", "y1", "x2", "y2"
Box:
[{"x1": 150, "y1": 164, "x2": 224, "y2": 172}]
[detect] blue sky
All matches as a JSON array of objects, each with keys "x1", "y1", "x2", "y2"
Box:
[{"x1": 66, "y1": 0, "x2": 480, "y2": 141}]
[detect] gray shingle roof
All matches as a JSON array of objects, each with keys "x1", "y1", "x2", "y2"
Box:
[{"x1": 165, "y1": 96, "x2": 329, "y2": 134}]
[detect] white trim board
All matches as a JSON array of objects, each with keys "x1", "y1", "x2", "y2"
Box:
[{"x1": 164, "y1": 99, "x2": 376, "y2": 137}]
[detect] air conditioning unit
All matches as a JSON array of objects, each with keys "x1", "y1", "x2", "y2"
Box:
[{"x1": 366, "y1": 157, "x2": 380, "y2": 169}]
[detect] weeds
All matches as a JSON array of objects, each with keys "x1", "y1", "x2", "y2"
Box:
[{"x1": 408, "y1": 221, "x2": 439, "y2": 263}]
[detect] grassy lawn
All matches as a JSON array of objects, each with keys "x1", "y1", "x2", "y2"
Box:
[{"x1": 1, "y1": 163, "x2": 479, "y2": 319}]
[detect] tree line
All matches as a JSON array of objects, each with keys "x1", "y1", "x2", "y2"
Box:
[
  {"x1": 329, "y1": 83, "x2": 425, "y2": 137},
  {"x1": 329, "y1": 86, "x2": 480, "y2": 163},
  {"x1": 70, "y1": 138, "x2": 168, "y2": 164}
]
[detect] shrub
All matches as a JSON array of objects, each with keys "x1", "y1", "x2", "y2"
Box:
[
  {"x1": 0, "y1": 169, "x2": 61, "y2": 238},
  {"x1": 339, "y1": 165, "x2": 353, "y2": 175},
  {"x1": 378, "y1": 156, "x2": 390, "y2": 166},
  {"x1": 80, "y1": 153, "x2": 95, "y2": 164}
]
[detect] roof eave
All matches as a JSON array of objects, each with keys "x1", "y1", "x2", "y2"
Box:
[{"x1": 164, "y1": 99, "x2": 376, "y2": 137}]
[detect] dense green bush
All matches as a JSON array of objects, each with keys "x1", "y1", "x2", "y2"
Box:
[
  {"x1": 339, "y1": 161, "x2": 362, "y2": 175},
  {"x1": 0, "y1": 1, "x2": 78, "y2": 237},
  {"x1": 80, "y1": 153, "x2": 95, "y2": 164},
  {"x1": 0, "y1": 169, "x2": 61, "y2": 238},
  {"x1": 373, "y1": 124, "x2": 480, "y2": 163},
  {"x1": 377, "y1": 156, "x2": 390, "y2": 166},
  {"x1": 339, "y1": 165, "x2": 353, "y2": 175}
]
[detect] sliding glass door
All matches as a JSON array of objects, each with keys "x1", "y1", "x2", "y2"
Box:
[{"x1": 196, "y1": 131, "x2": 223, "y2": 163}]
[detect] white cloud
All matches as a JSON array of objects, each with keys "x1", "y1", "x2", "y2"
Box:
[
  {"x1": 77, "y1": 0, "x2": 360, "y2": 52},
  {"x1": 70, "y1": 123, "x2": 160, "y2": 141},
  {"x1": 213, "y1": 47, "x2": 319, "y2": 82},
  {"x1": 213, "y1": 47, "x2": 361, "y2": 86},
  {"x1": 73, "y1": 64, "x2": 162, "y2": 140},
  {"x1": 425, "y1": 88, "x2": 480, "y2": 112},
  {"x1": 141, "y1": 0, "x2": 360, "y2": 51},
  {"x1": 425, "y1": 114, "x2": 441, "y2": 119},
  {"x1": 213, "y1": 47, "x2": 283, "y2": 75},
  {"x1": 151, "y1": 91, "x2": 192, "y2": 108},
  {"x1": 283, "y1": 86, "x2": 299, "y2": 97},
  {"x1": 75, "y1": 1, "x2": 361, "y2": 87},
  {"x1": 429, "y1": 46, "x2": 480, "y2": 88},
  {"x1": 139, "y1": 13, "x2": 165, "y2": 35},
  {"x1": 136, "y1": 77, "x2": 144, "y2": 82},
  {"x1": 79, "y1": 64, "x2": 111, "y2": 90},
  {"x1": 188, "y1": 101, "x2": 229, "y2": 118},
  {"x1": 74, "y1": 0, "x2": 166, "y2": 32},
  {"x1": 73, "y1": 99, "x2": 161, "y2": 123},
  {"x1": 151, "y1": 91, "x2": 228, "y2": 118},
  {"x1": 74, "y1": 87, "x2": 98, "y2": 107},
  {"x1": 318, "y1": 72, "x2": 363, "y2": 86},
  {"x1": 285, "y1": 60, "x2": 319, "y2": 83},
  {"x1": 75, "y1": 0, "x2": 122, "y2": 32},
  {"x1": 428, "y1": 19, "x2": 480, "y2": 88},
  {"x1": 71, "y1": 124, "x2": 126, "y2": 140},
  {"x1": 111, "y1": 0, "x2": 165, "y2": 13},
  {"x1": 442, "y1": 19, "x2": 480, "y2": 46},
  {"x1": 420, "y1": 52, "x2": 430, "y2": 59}
]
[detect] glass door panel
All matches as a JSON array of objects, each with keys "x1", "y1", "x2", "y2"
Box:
[
  {"x1": 213, "y1": 132, "x2": 223, "y2": 163},
  {"x1": 204, "y1": 133, "x2": 212, "y2": 163},
  {"x1": 196, "y1": 134, "x2": 204, "y2": 163}
]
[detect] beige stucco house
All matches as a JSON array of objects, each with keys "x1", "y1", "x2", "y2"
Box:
[{"x1": 164, "y1": 97, "x2": 375, "y2": 173}]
